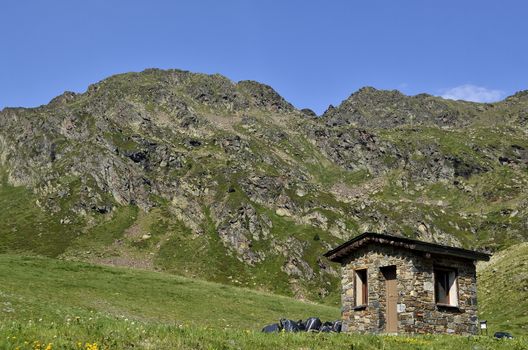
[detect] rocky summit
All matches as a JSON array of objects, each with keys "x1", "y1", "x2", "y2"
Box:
[{"x1": 0, "y1": 68, "x2": 527, "y2": 304}]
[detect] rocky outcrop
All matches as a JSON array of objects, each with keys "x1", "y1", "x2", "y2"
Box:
[
  {"x1": 213, "y1": 203, "x2": 269, "y2": 265},
  {"x1": 322, "y1": 87, "x2": 483, "y2": 128}
]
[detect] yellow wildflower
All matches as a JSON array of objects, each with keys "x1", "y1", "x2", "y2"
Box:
[{"x1": 85, "y1": 342, "x2": 99, "y2": 350}]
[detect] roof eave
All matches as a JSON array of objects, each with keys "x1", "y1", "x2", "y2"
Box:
[{"x1": 324, "y1": 232, "x2": 491, "y2": 263}]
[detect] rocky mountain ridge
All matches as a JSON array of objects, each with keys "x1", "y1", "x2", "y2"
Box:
[{"x1": 0, "y1": 68, "x2": 527, "y2": 303}]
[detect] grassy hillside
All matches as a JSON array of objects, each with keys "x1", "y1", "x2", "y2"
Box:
[
  {"x1": 478, "y1": 242, "x2": 528, "y2": 336},
  {"x1": 0, "y1": 255, "x2": 338, "y2": 329},
  {"x1": 0, "y1": 255, "x2": 526, "y2": 349}
]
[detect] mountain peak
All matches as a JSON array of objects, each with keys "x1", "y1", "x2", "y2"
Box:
[
  {"x1": 45, "y1": 68, "x2": 296, "y2": 116},
  {"x1": 236, "y1": 80, "x2": 294, "y2": 112},
  {"x1": 321, "y1": 86, "x2": 477, "y2": 128},
  {"x1": 505, "y1": 89, "x2": 528, "y2": 102}
]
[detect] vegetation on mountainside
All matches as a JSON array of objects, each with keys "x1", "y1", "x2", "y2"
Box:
[
  {"x1": 478, "y1": 242, "x2": 528, "y2": 336},
  {"x1": 0, "y1": 68, "x2": 527, "y2": 303},
  {"x1": 0, "y1": 170, "x2": 79, "y2": 256}
]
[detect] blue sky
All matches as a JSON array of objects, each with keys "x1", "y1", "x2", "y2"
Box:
[{"x1": 1, "y1": 1, "x2": 526, "y2": 114}]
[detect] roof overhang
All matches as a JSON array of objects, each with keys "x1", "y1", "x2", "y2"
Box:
[{"x1": 324, "y1": 232, "x2": 491, "y2": 263}]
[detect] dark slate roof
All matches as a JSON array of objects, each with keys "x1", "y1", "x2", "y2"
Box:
[{"x1": 324, "y1": 232, "x2": 491, "y2": 263}]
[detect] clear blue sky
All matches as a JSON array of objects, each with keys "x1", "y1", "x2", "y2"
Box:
[{"x1": 1, "y1": 0, "x2": 527, "y2": 114}]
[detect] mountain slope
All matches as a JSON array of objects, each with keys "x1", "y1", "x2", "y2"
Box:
[
  {"x1": 0, "y1": 254, "x2": 338, "y2": 328},
  {"x1": 478, "y1": 242, "x2": 528, "y2": 336},
  {"x1": 0, "y1": 68, "x2": 527, "y2": 303}
]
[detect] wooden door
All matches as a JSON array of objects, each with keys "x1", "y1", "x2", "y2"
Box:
[{"x1": 382, "y1": 266, "x2": 398, "y2": 333}]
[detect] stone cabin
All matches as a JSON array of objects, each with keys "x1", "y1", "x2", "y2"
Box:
[{"x1": 324, "y1": 232, "x2": 491, "y2": 335}]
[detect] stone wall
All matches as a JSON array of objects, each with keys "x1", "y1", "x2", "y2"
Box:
[{"x1": 340, "y1": 243, "x2": 479, "y2": 335}]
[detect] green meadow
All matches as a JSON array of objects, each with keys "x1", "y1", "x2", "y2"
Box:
[{"x1": 0, "y1": 254, "x2": 526, "y2": 349}]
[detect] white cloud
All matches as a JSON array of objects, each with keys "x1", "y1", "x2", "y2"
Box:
[{"x1": 440, "y1": 84, "x2": 505, "y2": 103}]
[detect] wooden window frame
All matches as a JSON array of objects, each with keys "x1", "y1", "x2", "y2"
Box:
[
  {"x1": 354, "y1": 268, "x2": 368, "y2": 308},
  {"x1": 434, "y1": 266, "x2": 459, "y2": 308}
]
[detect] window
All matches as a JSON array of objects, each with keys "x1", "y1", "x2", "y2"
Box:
[
  {"x1": 434, "y1": 268, "x2": 458, "y2": 307},
  {"x1": 355, "y1": 269, "x2": 368, "y2": 306}
]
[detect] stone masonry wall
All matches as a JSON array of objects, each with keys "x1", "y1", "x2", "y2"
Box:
[{"x1": 340, "y1": 243, "x2": 479, "y2": 335}]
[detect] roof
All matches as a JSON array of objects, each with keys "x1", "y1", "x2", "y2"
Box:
[{"x1": 324, "y1": 232, "x2": 491, "y2": 263}]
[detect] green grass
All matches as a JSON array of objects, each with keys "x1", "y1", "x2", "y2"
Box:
[
  {"x1": 2, "y1": 320, "x2": 526, "y2": 350},
  {"x1": 478, "y1": 242, "x2": 528, "y2": 336},
  {"x1": 68, "y1": 206, "x2": 138, "y2": 251},
  {"x1": 0, "y1": 175, "x2": 78, "y2": 257},
  {"x1": 1, "y1": 255, "x2": 526, "y2": 349},
  {"x1": 0, "y1": 255, "x2": 338, "y2": 328}
]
